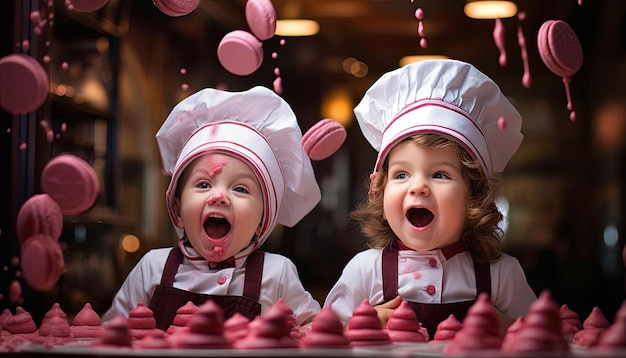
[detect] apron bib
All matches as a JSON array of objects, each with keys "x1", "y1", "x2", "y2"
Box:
[
  {"x1": 149, "y1": 246, "x2": 263, "y2": 330},
  {"x1": 381, "y1": 245, "x2": 491, "y2": 338}
]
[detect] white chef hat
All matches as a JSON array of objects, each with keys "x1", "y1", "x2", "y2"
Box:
[
  {"x1": 354, "y1": 59, "x2": 523, "y2": 177},
  {"x1": 156, "y1": 86, "x2": 321, "y2": 248}
]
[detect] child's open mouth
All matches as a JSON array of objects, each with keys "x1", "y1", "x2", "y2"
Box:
[
  {"x1": 406, "y1": 207, "x2": 434, "y2": 228},
  {"x1": 204, "y1": 216, "x2": 231, "y2": 239}
]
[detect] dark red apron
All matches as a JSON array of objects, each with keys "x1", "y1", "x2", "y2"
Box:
[
  {"x1": 381, "y1": 244, "x2": 491, "y2": 338},
  {"x1": 148, "y1": 246, "x2": 263, "y2": 331}
]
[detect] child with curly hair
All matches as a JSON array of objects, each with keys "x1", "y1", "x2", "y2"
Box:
[{"x1": 324, "y1": 59, "x2": 536, "y2": 337}]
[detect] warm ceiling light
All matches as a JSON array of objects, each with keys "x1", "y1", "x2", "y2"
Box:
[
  {"x1": 275, "y1": 19, "x2": 319, "y2": 36},
  {"x1": 399, "y1": 55, "x2": 449, "y2": 67},
  {"x1": 464, "y1": 0, "x2": 517, "y2": 19}
]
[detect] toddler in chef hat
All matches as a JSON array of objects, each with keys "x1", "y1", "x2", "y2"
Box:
[
  {"x1": 324, "y1": 59, "x2": 536, "y2": 336},
  {"x1": 104, "y1": 86, "x2": 322, "y2": 330}
]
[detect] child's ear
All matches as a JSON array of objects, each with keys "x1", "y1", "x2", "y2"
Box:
[{"x1": 172, "y1": 197, "x2": 184, "y2": 228}]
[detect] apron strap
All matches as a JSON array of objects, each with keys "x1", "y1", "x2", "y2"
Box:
[
  {"x1": 242, "y1": 250, "x2": 264, "y2": 301},
  {"x1": 160, "y1": 246, "x2": 183, "y2": 286},
  {"x1": 382, "y1": 246, "x2": 399, "y2": 302}
]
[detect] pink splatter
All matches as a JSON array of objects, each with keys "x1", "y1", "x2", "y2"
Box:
[
  {"x1": 274, "y1": 67, "x2": 280, "y2": 76},
  {"x1": 43, "y1": 55, "x2": 51, "y2": 63},
  {"x1": 280, "y1": 39, "x2": 286, "y2": 46},
  {"x1": 19, "y1": 143, "x2": 27, "y2": 150},
  {"x1": 517, "y1": 12, "x2": 531, "y2": 88},
  {"x1": 493, "y1": 18, "x2": 506, "y2": 66},
  {"x1": 181, "y1": 83, "x2": 189, "y2": 91},
  {"x1": 498, "y1": 117, "x2": 507, "y2": 130},
  {"x1": 9, "y1": 280, "x2": 21, "y2": 303},
  {"x1": 22, "y1": 40, "x2": 30, "y2": 51},
  {"x1": 3, "y1": 266, "x2": 7, "y2": 271},
  {"x1": 578, "y1": 0, "x2": 583, "y2": 5},
  {"x1": 61, "y1": 62, "x2": 69, "y2": 70},
  {"x1": 563, "y1": 77, "x2": 576, "y2": 121},
  {"x1": 412, "y1": 271, "x2": 422, "y2": 279},
  {"x1": 6, "y1": 128, "x2": 10, "y2": 133},
  {"x1": 179, "y1": 67, "x2": 187, "y2": 75},
  {"x1": 61, "y1": 122, "x2": 67, "y2": 132},
  {"x1": 415, "y1": 8, "x2": 423, "y2": 20},
  {"x1": 11, "y1": 256, "x2": 19, "y2": 266},
  {"x1": 208, "y1": 190, "x2": 225, "y2": 205},
  {"x1": 209, "y1": 160, "x2": 226, "y2": 176},
  {"x1": 415, "y1": 8, "x2": 427, "y2": 48},
  {"x1": 30, "y1": 11, "x2": 41, "y2": 23},
  {"x1": 273, "y1": 76, "x2": 283, "y2": 94},
  {"x1": 272, "y1": 52, "x2": 278, "y2": 59}
]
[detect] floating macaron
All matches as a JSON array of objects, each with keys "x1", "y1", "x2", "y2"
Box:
[
  {"x1": 41, "y1": 153, "x2": 100, "y2": 215},
  {"x1": 301, "y1": 119, "x2": 347, "y2": 161},
  {"x1": 245, "y1": 0, "x2": 276, "y2": 41},
  {"x1": 537, "y1": 19, "x2": 583, "y2": 121},
  {"x1": 217, "y1": 30, "x2": 264, "y2": 76},
  {"x1": 537, "y1": 20, "x2": 582, "y2": 78},
  {"x1": 70, "y1": 0, "x2": 110, "y2": 13},
  {"x1": 20, "y1": 234, "x2": 65, "y2": 292},
  {"x1": 152, "y1": 0, "x2": 200, "y2": 17},
  {"x1": 0, "y1": 53, "x2": 49, "y2": 115},
  {"x1": 16, "y1": 194, "x2": 63, "y2": 245}
]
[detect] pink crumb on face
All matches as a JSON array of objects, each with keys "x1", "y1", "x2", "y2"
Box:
[
  {"x1": 208, "y1": 160, "x2": 226, "y2": 176},
  {"x1": 207, "y1": 190, "x2": 225, "y2": 205}
]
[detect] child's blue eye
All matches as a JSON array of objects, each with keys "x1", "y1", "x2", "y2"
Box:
[
  {"x1": 433, "y1": 172, "x2": 450, "y2": 179},
  {"x1": 197, "y1": 182, "x2": 210, "y2": 189},
  {"x1": 234, "y1": 186, "x2": 249, "y2": 194},
  {"x1": 394, "y1": 173, "x2": 408, "y2": 180}
]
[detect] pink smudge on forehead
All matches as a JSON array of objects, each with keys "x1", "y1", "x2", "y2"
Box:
[{"x1": 208, "y1": 159, "x2": 227, "y2": 176}]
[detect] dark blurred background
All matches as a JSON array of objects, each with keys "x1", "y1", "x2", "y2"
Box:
[{"x1": 1, "y1": 0, "x2": 625, "y2": 326}]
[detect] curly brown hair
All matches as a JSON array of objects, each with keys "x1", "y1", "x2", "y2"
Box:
[{"x1": 350, "y1": 133, "x2": 503, "y2": 262}]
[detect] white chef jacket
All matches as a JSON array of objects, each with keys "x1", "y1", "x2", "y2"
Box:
[
  {"x1": 324, "y1": 248, "x2": 536, "y2": 325},
  {"x1": 103, "y1": 247, "x2": 320, "y2": 326}
]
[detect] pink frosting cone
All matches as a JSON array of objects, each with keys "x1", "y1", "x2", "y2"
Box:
[
  {"x1": 444, "y1": 293, "x2": 502, "y2": 353},
  {"x1": 344, "y1": 299, "x2": 391, "y2": 346},
  {"x1": 300, "y1": 306, "x2": 349, "y2": 348}
]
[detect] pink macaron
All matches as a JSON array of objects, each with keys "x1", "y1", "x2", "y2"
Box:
[
  {"x1": 537, "y1": 20, "x2": 582, "y2": 78},
  {"x1": 0, "y1": 53, "x2": 49, "y2": 115},
  {"x1": 152, "y1": 0, "x2": 200, "y2": 17},
  {"x1": 70, "y1": 0, "x2": 110, "y2": 13},
  {"x1": 16, "y1": 194, "x2": 63, "y2": 245},
  {"x1": 20, "y1": 234, "x2": 65, "y2": 292},
  {"x1": 41, "y1": 153, "x2": 100, "y2": 215},
  {"x1": 218, "y1": 30, "x2": 264, "y2": 76},
  {"x1": 301, "y1": 119, "x2": 347, "y2": 161},
  {"x1": 246, "y1": 0, "x2": 277, "y2": 41}
]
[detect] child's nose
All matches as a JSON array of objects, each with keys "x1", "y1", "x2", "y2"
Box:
[
  {"x1": 207, "y1": 190, "x2": 228, "y2": 205},
  {"x1": 409, "y1": 177, "x2": 430, "y2": 196}
]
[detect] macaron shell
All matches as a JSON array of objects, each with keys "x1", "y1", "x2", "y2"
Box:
[
  {"x1": 16, "y1": 194, "x2": 63, "y2": 244},
  {"x1": 537, "y1": 21, "x2": 561, "y2": 76},
  {"x1": 153, "y1": 0, "x2": 200, "y2": 17},
  {"x1": 546, "y1": 20, "x2": 582, "y2": 75},
  {"x1": 20, "y1": 234, "x2": 65, "y2": 292},
  {"x1": 0, "y1": 54, "x2": 49, "y2": 115},
  {"x1": 218, "y1": 30, "x2": 264, "y2": 76},
  {"x1": 70, "y1": 0, "x2": 110, "y2": 13},
  {"x1": 41, "y1": 154, "x2": 100, "y2": 215},
  {"x1": 302, "y1": 119, "x2": 347, "y2": 161},
  {"x1": 246, "y1": 0, "x2": 277, "y2": 41}
]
